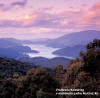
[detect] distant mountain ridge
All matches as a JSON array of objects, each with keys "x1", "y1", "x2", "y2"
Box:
[
  {"x1": 19, "y1": 56, "x2": 71, "y2": 69},
  {"x1": 0, "y1": 38, "x2": 21, "y2": 48},
  {"x1": 53, "y1": 45, "x2": 86, "y2": 58},
  {"x1": 0, "y1": 38, "x2": 39, "y2": 58},
  {"x1": 1, "y1": 30, "x2": 100, "y2": 59},
  {"x1": 46, "y1": 30, "x2": 100, "y2": 48}
]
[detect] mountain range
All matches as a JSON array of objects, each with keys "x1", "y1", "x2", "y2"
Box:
[
  {"x1": 47, "y1": 30, "x2": 100, "y2": 57},
  {"x1": 18, "y1": 56, "x2": 70, "y2": 69},
  {"x1": 46, "y1": 30, "x2": 100, "y2": 48},
  {"x1": 0, "y1": 30, "x2": 100, "y2": 63},
  {"x1": 53, "y1": 45, "x2": 86, "y2": 58},
  {"x1": 0, "y1": 38, "x2": 39, "y2": 58}
]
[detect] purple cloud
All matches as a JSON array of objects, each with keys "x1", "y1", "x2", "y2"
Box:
[
  {"x1": 0, "y1": 0, "x2": 28, "y2": 11},
  {"x1": 0, "y1": 3, "x2": 5, "y2": 10},
  {"x1": 0, "y1": 2, "x2": 100, "y2": 32},
  {"x1": 0, "y1": 3, "x2": 4, "y2": 7},
  {"x1": 11, "y1": 0, "x2": 28, "y2": 7}
]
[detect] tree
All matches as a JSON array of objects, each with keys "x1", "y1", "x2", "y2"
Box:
[
  {"x1": 54, "y1": 65, "x2": 63, "y2": 73},
  {"x1": 81, "y1": 39, "x2": 100, "y2": 76},
  {"x1": 63, "y1": 39, "x2": 100, "y2": 98}
]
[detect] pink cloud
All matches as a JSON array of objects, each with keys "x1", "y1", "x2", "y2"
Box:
[
  {"x1": 0, "y1": 2, "x2": 100, "y2": 31},
  {"x1": 79, "y1": 2, "x2": 100, "y2": 29},
  {"x1": 60, "y1": 2, "x2": 100, "y2": 30}
]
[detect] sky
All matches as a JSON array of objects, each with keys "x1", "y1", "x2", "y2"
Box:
[{"x1": 0, "y1": 0, "x2": 100, "y2": 40}]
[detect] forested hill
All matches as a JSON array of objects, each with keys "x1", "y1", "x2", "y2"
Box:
[
  {"x1": 19, "y1": 57, "x2": 70, "y2": 69},
  {"x1": 0, "y1": 57, "x2": 36, "y2": 78}
]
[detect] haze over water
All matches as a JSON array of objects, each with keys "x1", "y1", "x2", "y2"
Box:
[
  {"x1": 24, "y1": 44, "x2": 60, "y2": 58},
  {"x1": 24, "y1": 44, "x2": 74, "y2": 59}
]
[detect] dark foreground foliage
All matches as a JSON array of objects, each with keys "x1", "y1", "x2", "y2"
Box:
[
  {"x1": 0, "y1": 68, "x2": 60, "y2": 98},
  {"x1": 0, "y1": 57, "x2": 35, "y2": 78},
  {"x1": 0, "y1": 39, "x2": 100, "y2": 98},
  {"x1": 62, "y1": 39, "x2": 100, "y2": 98}
]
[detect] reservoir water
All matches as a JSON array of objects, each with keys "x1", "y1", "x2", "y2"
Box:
[
  {"x1": 24, "y1": 44, "x2": 74, "y2": 59},
  {"x1": 24, "y1": 44, "x2": 60, "y2": 58}
]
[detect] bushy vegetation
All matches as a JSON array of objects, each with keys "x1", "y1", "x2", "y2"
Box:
[
  {"x1": 0, "y1": 57, "x2": 35, "y2": 78},
  {"x1": 0, "y1": 39, "x2": 100, "y2": 98},
  {"x1": 63, "y1": 39, "x2": 100, "y2": 98},
  {"x1": 0, "y1": 67, "x2": 59, "y2": 98}
]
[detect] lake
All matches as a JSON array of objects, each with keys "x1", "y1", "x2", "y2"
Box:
[
  {"x1": 24, "y1": 44, "x2": 74, "y2": 59},
  {"x1": 23, "y1": 44, "x2": 60, "y2": 58}
]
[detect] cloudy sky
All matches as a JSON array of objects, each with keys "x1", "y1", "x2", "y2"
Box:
[{"x1": 0, "y1": 0, "x2": 100, "y2": 39}]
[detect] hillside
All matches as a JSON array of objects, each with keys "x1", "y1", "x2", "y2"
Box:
[
  {"x1": 0, "y1": 38, "x2": 21, "y2": 48},
  {"x1": 0, "y1": 57, "x2": 36, "y2": 78},
  {"x1": 53, "y1": 45, "x2": 86, "y2": 58},
  {"x1": 62, "y1": 39, "x2": 100, "y2": 98},
  {"x1": 0, "y1": 38, "x2": 39, "y2": 58},
  {"x1": 46, "y1": 30, "x2": 100, "y2": 48},
  {"x1": 19, "y1": 56, "x2": 71, "y2": 69}
]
